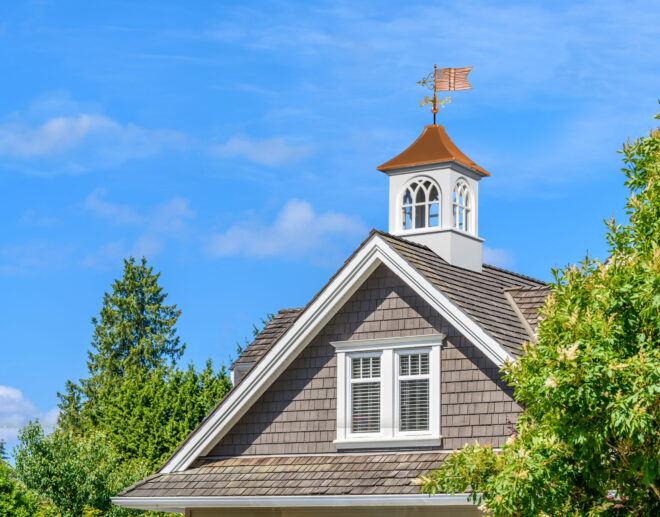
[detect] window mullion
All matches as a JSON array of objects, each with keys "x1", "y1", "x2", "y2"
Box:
[{"x1": 380, "y1": 349, "x2": 394, "y2": 439}]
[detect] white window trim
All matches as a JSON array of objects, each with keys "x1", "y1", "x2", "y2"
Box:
[
  {"x1": 332, "y1": 334, "x2": 443, "y2": 449},
  {"x1": 399, "y1": 176, "x2": 441, "y2": 232},
  {"x1": 452, "y1": 179, "x2": 472, "y2": 234}
]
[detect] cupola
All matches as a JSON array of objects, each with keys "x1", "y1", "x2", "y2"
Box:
[{"x1": 378, "y1": 124, "x2": 489, "y2": 272}]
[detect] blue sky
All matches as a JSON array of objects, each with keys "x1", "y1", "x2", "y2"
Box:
[{"x1": 1, "y1": 0, "x2": 658, "y2": 451}]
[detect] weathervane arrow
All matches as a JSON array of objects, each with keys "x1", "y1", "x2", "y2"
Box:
[{"x1": 418, "y1": 65, "x2": 473, "y2": 124}]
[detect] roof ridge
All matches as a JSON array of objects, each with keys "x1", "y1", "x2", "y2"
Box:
[
  {"x1": 483, "y1": 263, "x2": 547, "y2": 285},
  {"x1": 277, "y1": 308, "x2": 304, "y2": 314}
]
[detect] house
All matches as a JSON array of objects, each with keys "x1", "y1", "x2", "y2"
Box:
[{"x1": 112, "y1": 122, "x2": 550, "y2": 516}]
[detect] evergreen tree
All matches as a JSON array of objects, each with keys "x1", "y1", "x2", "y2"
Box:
[
  {"x1": 0, "y1": 439, "x2": 7, "y2": 461},
  {"x1": 58, "y1": 257, "x2": 185, "y2": 431},
  {"x1": 97, "y1": 361, "x2": 231, "y2": 470}
]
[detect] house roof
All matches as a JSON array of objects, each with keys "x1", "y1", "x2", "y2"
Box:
[
  {"x1": 149, "y1": 230, "x2": 547, "y2": 476},
  {"x1": 117, "y1": 452, "x2": 449, "y2": 498},
  {"x1": 376, "y1": 124, "x2": 490, "y2": 176}
]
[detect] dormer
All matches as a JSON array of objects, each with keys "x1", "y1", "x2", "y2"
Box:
[{"x1": 378, "y1": 124, "x2": 489, "y2": 272}]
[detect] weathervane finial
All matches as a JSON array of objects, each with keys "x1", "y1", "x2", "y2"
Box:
[{"x1": 417, "y1": 65, "x2": 473, "y2": 124}]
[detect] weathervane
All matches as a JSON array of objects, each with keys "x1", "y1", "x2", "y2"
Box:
[{"x1": 417, "y1": 65, "x2": 473, "y2": 124}]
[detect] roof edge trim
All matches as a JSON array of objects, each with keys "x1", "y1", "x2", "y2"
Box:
[{"x1": 112, "y1": 494, "x2": 474, "y2": 511}]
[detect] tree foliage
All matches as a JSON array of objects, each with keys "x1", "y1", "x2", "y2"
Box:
[
  {"x1": 0, "y1": 458, "x2": 36, "y2": 517},
  {"x1": 420, "y1": 110, "x2": 660, "y2": 515},
  {"x1": 0, "y1": 439, "x2": 7, "y2": 461},
  {"x1": 13, "y1": 422, "x2": 150, "y2": 517},
  {"x1": 96, "y1": 361, "x2": 231, "y2": 470},
  {"x1": 7, "y1": 256, "x2": 235, "y2": 515},
  {"x1": 58, "y1": 257, "x2": 185, "y2": 432}
]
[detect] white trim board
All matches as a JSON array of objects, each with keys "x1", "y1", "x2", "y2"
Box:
[
  {"x1": 112, "y1": 494, "x2": 474, "y2": 512},
  {"x1": 159, "y1": 234, "x2": 512, "y2": 473}
]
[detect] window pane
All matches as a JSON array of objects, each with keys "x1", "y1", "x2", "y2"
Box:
[
  {"x1": 415, "y1": 204, "x2": 426, "y2": 229},
  {"x1": 400, "y1": 379, "x2": 429, "y2": 431},
  {"x1": 429, "y1": 186, "x2": 439, "y2": 201},
  {"x1": 400, "y1": 355, "x2": 409, "y2": 376},
  {"x1": 371, "y1": 357, "x2": 380, "y2": 377},
  {"x1": 403, "y1": 189, "x2": 413, "y2": 205},
  {"x1": 403, "y1": 206, "x2": 412, "y2": 230},
  {"x1": 428, "y1": 203, "x2": 439, "y2": 227},
  {"x1": 410, "y1": 354, "x2": 420, "y2": 375},
  {"x1": 352, "y1": 382, "x2": 380, "y2": 433},
  {"x1": 352, "y1": 357, "x2": 380, "y2": 379},
  {"x1": 415, "y1": 188, "x2": 426, "y2": 203},
  {"x1": 420, "y1": 353, "x2": 429, "y2": 375},
  {"x1": 351, "y1": 357, "x2": 362, "y2": 379}
]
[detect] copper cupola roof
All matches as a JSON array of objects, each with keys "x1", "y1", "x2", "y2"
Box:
[{"x1": 377, "y1": 124, "x2": 489, "y2": 176}]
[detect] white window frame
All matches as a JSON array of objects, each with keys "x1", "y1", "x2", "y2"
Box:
[
  {"x1": 399, "y1": 177, "x2": 441, "y2": 232},
  {"x1": 452, "y1": 179, "x2": 472, "y2": 234},
  {"x1": 332, "y1": 334, "x2": 443, "y2": 449},
  {"x1": 395, "y1": 348, "x2": 432, "y2": 437}
]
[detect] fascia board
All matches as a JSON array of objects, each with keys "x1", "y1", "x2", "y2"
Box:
[
  {"x1": 112, "y1": 494, "x2": 473, "y2": 511},
  {"x1": 160, "y1": 234, "x2": 512, "y2": 474}
]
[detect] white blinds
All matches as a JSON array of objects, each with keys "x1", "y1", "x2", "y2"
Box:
[
  {"x1": 351, "y1": 356, "x2": 380, "y2": 433},
  {"x1": 399, "y1": 353, "x2": 430, "y2": 432}
]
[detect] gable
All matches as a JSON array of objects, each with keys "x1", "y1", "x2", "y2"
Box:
[
  {"x1": 160, "y1": 232, "x2": 524, "y2": 473},
  {"x1": 209, "y1": 264, "x2": 519, "y2": 457}
]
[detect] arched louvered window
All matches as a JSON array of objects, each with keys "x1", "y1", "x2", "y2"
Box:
[
  {"x1": 401, "y1": 179, "x2": 440, "y2": 231},
  {"x1": 452, "y1": 179, "x2": 471, "y2": 233}
]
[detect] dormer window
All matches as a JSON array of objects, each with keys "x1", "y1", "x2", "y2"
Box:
[
  {"x1": 401, "y1": 178, "x2": 440, "y2": 231},
  {"x1": 452, "y1": 179, "x2": 471, "y2": 233},
  {"x1": 332, "y1": 335, "x2": 443, "y2": 448}
]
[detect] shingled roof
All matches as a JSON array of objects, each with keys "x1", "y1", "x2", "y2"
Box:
[
  {"x1": 232, "y1": 308, "x2": 303, "y2": 368},
  {"x1": 150, "y1": 230, "x2": 547, "y2": 480},
  {"x1": 378, "y1": 232, "x2": 547, "y2": 355},
  {"x1": 118, "y1": 453, "x2": 449, "y2": 498}
]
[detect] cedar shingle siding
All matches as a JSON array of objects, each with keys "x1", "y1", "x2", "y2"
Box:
[{"x1": 210, "y1": 264, "x2": 521, "y2": 457}]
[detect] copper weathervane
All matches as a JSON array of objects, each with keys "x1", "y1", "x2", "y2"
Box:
[{"x1": 418, "y1": 65, "x2": 472, "y2": 123}]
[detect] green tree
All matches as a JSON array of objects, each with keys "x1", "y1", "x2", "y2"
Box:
[
  {"x1": 0, "y1": 439, "x2": 7, "y2": 461},
  {"x1": 420, "y1": 111, "x2": 660, "y2": 515},
  {"x1": 0, "y1": 458, "x2": 36, "y2": 517},
  {"x1": 96, "y1": 361, "x2": 231, "y2": 470},
  {"x1": 58, "y1": 257, "x2": 185, "y2": 432},
  {"x1": 13, "y1": 422, "x2": 150, "y2": 517}
]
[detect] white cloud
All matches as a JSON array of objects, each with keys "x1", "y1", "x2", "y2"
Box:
[
  {"x1": 208, "y1": 199, "x2": 367, "y2": 262},
  {"x1": 483, "y1": 246, "x2": 516, "y2": 269},
  {"x1": 81, "y1": 189, "x2": 195, "y2": 269},
  {"x1": 212, "y1": 135, "x2": 314, "y2": 166},
  {"x1": 0, "y1": 385, "x2": 58, "y2": 450},
  {"x1": 0, "y1": 97, "x2": 185, "y2": 174}
]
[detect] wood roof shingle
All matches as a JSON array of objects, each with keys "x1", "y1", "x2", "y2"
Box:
[{"x1": 118, "y1": 453, "x2": 450, "y2": 498}]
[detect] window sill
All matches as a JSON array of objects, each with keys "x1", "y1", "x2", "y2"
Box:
[{"x1": 334, "y1": 435, "x2": 442, "y2": 449}]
